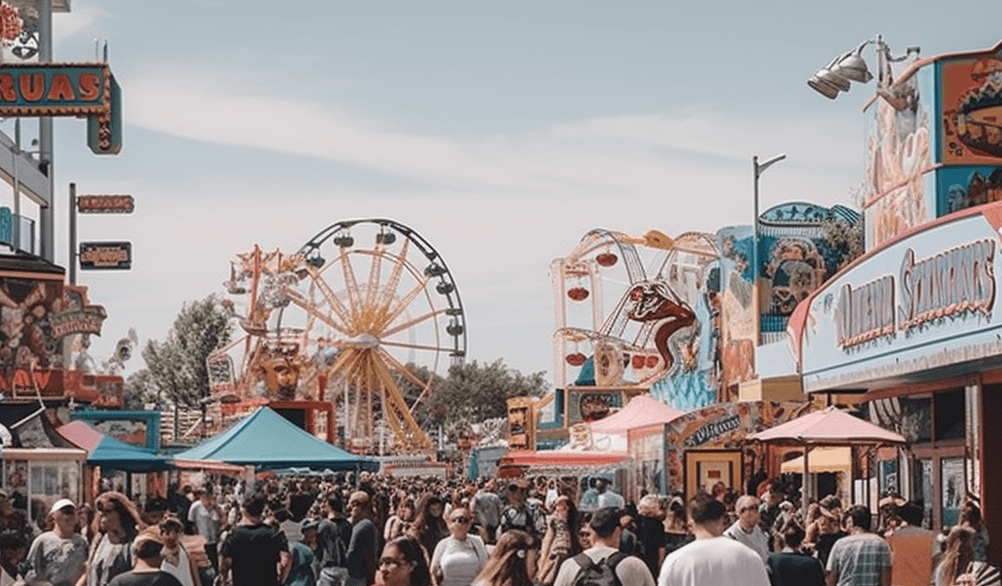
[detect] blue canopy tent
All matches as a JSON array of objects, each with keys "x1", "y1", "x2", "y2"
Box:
[{"x1": 172, "y1": 407, "x2": 379, "y2": 472}]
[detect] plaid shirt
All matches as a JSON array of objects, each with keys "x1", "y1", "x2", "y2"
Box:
[{"x1": 826, "y1": 533, "x2": 892, "y2": 586}]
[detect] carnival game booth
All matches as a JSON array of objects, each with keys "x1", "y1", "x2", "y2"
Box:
[
  {"x1": 498, "y1": 449, "x2": 631, "y2": 505},
  {"x1": 658, "y1": 400, "x2": 823, "y2": 500},
  {"x1": 588, "y1": 395, "x2": 682, "y2": 501},
  {"x1": 172, "y1": 407, "x2": 379, "y2": 472}
]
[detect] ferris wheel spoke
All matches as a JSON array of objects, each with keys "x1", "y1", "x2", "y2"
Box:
[
  {"x1": 377, "y1": 347, "x2": 435, "y2": 395},
  {"x1": 380, "y1": 308, "x2": 446, "y2": 339},
  {"x1": 362, "y1": 251, "x2": 385, "y2": 329},
  {"x1": 286, "y1": 294, "x2": 351, "y2": 336},
  {"x1": 381, "y1": 277, "x2": 433, "y2": 329},
  {"x1": 380, "y1": 339, "x2": 449, "y2": 354},
  {"x1": 370, "y1": 353, "x2": 432, "y2": 450},
  {"x1": 302, "y1": 266, "x2": 355, "y2": 329},
  {"x1": 376, "y1": 239, "x2": 410, "y2": 316},
  {"x1": 339, "y1": 246, "x2": 363, "y2": 322}
]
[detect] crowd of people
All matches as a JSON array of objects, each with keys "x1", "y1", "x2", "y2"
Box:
[{"x1": 0, "y1": 471, "x2": 993, "y2": 586}]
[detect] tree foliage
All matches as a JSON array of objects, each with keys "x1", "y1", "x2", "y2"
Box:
[
  {"x1": 428, "y1": 359, "x2": 548, "y2": 433},
  {"x1": 124, "y1": 295, "x2": 232, "y2": 409}
]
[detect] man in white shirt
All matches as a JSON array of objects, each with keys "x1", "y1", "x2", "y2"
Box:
[
  {"x1": 553, "y1": 507, "x2": 654, "y2": 586},
  {"x1": 595, "y1": 478, "x2": 625, "y2": 509},
  {"x1": 658, "y1": 492, "x2": 770, "y2": 586},
  {"x1": 723, "y1": 494, "x2": 770, "y2": 563}
]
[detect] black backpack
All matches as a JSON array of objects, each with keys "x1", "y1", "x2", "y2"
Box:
[{"x1": 572, "y1": 551, "x2": 627, "y2": 586}]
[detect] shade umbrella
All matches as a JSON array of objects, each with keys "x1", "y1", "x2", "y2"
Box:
[{"x1": 746, "y1": 406, "x2": 906, "y2": 519}]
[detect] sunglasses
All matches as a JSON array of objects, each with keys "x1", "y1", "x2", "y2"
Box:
[
  {"x1": 451, "y1": 516, "x2": 470, "y2": 523},
  {"x1": 740, "y1": 506, "x2": 760, "y2": 513}
]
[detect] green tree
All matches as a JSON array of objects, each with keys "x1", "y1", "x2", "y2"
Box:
[
  {"x1": 126, "y1": 295, "x2": 232, "y2": 409},
  {"x1": 430, "y1": 359, "x2": 548, "y2": 434}
]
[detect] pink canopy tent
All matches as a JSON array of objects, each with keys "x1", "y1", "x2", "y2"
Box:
[
  {"x1": 589, "y1": 395, "x2": 684, "y2": 436},
  {"x1": 747, "y1": 406, "x2": 906, "y2": 519}
]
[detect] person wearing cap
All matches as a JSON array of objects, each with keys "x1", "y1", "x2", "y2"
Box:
[
  {"x1": 285, "y1": 517, "x2": 320, "y2": 586},
  {"x1": 143, "y1": 497, "x2": 170, "y2": 528},
  {"x1": 22, "y1": 497, "x2": 88, "y2": 586},
  {"x1": 158, "y1": 514, "x2": 199, "y2": 586},
  {"x1": 107, "y1": 528, "x2": 183, "y2": 586}
]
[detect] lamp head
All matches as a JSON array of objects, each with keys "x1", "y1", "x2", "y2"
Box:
[{"x1": 807, "y1": 74, "x2": 841, "y2": 99}]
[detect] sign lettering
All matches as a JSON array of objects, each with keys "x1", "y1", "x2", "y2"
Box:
[
  {"x1": 77, "y1": 195, "x2": 134, "y2": 214},
  {"x1": 834, "y1": 240, "x2": 997, "y2": 348},
  {"x1": 682, "y1": 414, "x2": 741, "y2": 448},
  {"x1": 836, "y1": 276, "x2": 895, "y2": 346},
  {"x1": 79, "y1": 241, "x2": 131, "y2": 270}
]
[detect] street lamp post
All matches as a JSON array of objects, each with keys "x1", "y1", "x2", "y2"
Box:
[{"x1": 752, "y1": 154, "x2": 786, "y2": 344}]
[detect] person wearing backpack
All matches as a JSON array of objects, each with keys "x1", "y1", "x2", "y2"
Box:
[{"x1": 551, "y1": 507, "x2": 655, "y2": 586}]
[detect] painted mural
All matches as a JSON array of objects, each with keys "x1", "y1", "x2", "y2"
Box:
[
  {"x1": 939, "y1": 166, "x2": 1002, "y2": 215},
  {"x1": 942, "y1": 47, "x2": 1002, "y2": 166},
  {"x1": 864, "y1": 65, "x2": 935, "y2": 247},
  {"x1": 647, "y1": 250, "x2": 722, "y2": 412},
  {"x1": 0, "y1": 269, "x2": 64, "y2": 385},
  {"x1": 662, "y1": 400, "x2": 817, "y2": 493},
  {"x1": 716, "y1": 226, "x2": 756, "y2": 390},
  {"x1": 756, "y1": 203, "x2": 863, "y2": 344}
]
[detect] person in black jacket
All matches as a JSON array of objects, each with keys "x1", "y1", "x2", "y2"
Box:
[{"x1": 766, "y1": 523, "x2": 825, "y2": 586}]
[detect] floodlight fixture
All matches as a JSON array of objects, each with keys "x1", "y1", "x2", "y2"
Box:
[{"x1": 808, "y1": 35, "x2": 919, "y2": 104}]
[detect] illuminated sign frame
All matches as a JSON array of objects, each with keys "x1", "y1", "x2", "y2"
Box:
[{"x1": 0, "y1": 63, "x2": 122, "y2": 154}]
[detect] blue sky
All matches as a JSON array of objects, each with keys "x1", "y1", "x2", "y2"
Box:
[{"x1": 11, "y1": 0, "x2": 1000, "y2": 382}]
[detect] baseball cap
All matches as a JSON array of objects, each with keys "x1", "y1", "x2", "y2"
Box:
[
  {"x1": 301, "y1": 517, "x2": 320, "y2": 532},
  {"x1": 50, "y1": 498, "x2": 76, "y2": 514}
]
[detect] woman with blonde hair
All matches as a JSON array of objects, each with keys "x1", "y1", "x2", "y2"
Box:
[
  {"x1": 472, "y1": 529, "x2": 537, "y2": 586},
  {"x1": 934, "y1": 526, "x2": 979, "y2": 586},
  {"x1": 431, "y1": 505, "x2": 488, "y2": 586}
]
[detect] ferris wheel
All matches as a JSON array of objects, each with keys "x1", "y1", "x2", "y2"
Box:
[
  {"x1": 551, "y1": 228, "x2": 718, "y2": 390},
  {"x1": 210, "y1": 219, "x2": 467, "y2": 453}
]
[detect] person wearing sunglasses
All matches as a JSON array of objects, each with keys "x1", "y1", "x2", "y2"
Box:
[
  {"x1": 430, "y1": 506, "x2": 488, "y2": 586},
  {"x1": 723, "y1": 495, "x2": 770, "y2": 564}
]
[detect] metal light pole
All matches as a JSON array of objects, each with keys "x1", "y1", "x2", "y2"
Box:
[{"x1": 752, "y1": 154, "x2": 785, "y2": 344}]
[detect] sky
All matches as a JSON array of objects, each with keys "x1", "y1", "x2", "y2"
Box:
[{"x1": 6, "y1": 0, "x2": 1002, "y2": 385}]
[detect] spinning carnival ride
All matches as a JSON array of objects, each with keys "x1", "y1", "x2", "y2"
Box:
[
  {"x1": 210, "y1": 219, "x2": 467, "y2": 453},
  {"x1": 552, "y1": 228, "x2": 719, "y2": 391}
]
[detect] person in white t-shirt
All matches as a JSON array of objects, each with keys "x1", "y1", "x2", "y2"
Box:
[
  {"x1": 431, "y1": 505, "x2": 488, "y2": 586},
  {"x1": 552, "y1": 507, "x2": 654, "y2": 586},
  {"x1": 658, "y1": 492, "x2": 770, "y2": 586},
  {"x1": 158, "y1": 514, "x2": 200, "y2": 586}
]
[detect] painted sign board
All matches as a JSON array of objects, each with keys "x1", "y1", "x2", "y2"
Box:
[
  {"x1": 794, "y1": 202, "x2": 1002, "y2": 393},
  {"x1": 77, "y1": 195, "x2": 134, "y2": 214},
  {"x1": 940, "y1": 42, "x2": 1002, "y2": 166},
  {"x1": 0, "y1": 63, "x2": 122, "y2": 154},
  {"x1": 79, "y1": 241, "x2": 131, "y2": 270}
]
